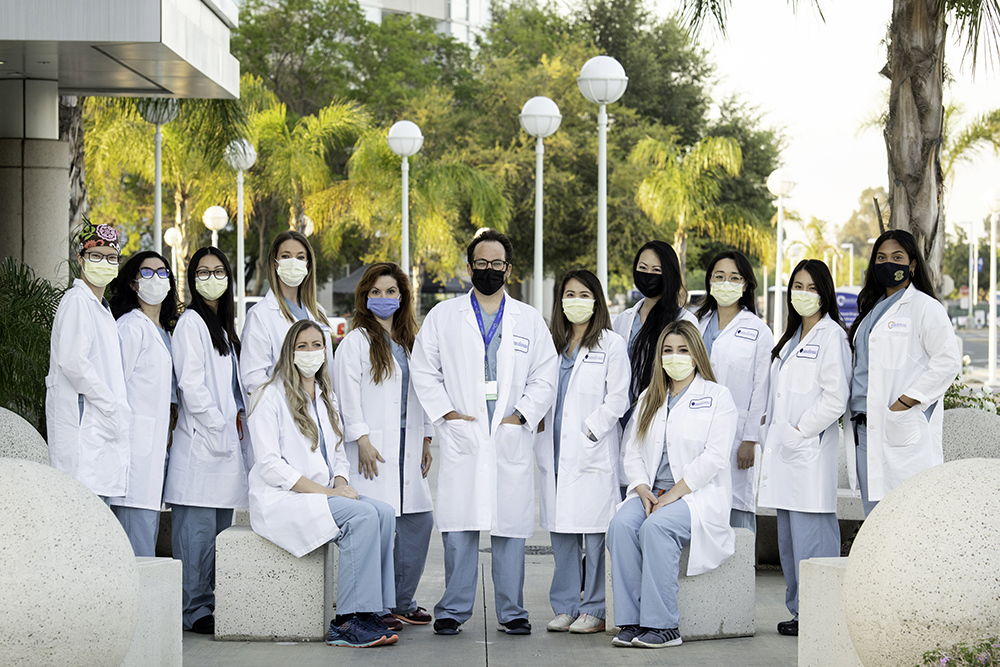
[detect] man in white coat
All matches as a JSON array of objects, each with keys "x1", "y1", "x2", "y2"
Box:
[{"x1": 411, "y1": 229, "x2": 558, "y2": 636}]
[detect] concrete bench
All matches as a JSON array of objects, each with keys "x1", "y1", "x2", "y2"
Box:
[
  {"x1": 799, "y1": 557, "x2": 863, "y2": 667},
  {"x1": 121, "y1": 557, "x2": 182, "y2": 667},
  {"x1": 605, "y1": 527, "x2": 756, "y2": 640},
  {"x1": 215, "y1": 526, "x2": 339, "y2": 641}
]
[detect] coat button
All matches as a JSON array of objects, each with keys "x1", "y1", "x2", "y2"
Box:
[
  {"x1": 766, "y1": 448, "x2": 771, "y2": 453},
  {"x1": 777, "y1": 393, "x2": 781, "y2": 398}
]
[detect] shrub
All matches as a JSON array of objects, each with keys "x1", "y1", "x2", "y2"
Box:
[{"x1": 921, "y1": 636, "x2": 1000, "y2": 665}]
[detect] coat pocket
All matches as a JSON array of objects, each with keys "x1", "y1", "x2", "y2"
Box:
[
  {"x1": 440, "y1": 419, "x2": 478, "y2": 457},
  {"x1": 884, "y1": 408, "x2": 928, "y2": 448},
  {"x1": 496, "y1": 422, "x2": 528, "y2": 465},
  {"x1": 778, "y1": 422, "x2": 820, "y2": 465}
]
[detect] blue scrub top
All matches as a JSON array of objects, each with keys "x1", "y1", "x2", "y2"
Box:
[
  {"x1": 653, "y1": 384, "x2": 690, "y2": 491},
  {"x1": 156, "y1": 326, "x2": 178, "y2": 404},
  {"x1": 230, "y1": 341, "x2": 245, "y2": 413},
  {"x1": 481, "y1": 308, "x2": 502, "y2": 429},
  {"x1": 284, "y1": 295, "x2": 310, "y2": 321},
  {"x1": 389, "y1": 335, "x2": 409, "y2": 428},
  {"x1": 849, "y1": 288, "x2": 905, "y2": 414},
  {"x1": 779, "y1": 327, "x2": 803, "y2": 370},
  {"x1": 313, "y1": 398, "x2": 328, "y2": 463},
  {"x1": 702, "y1": 311, "x2": 722, "y2": 358},
  {"x1": 628, "y1": 310, "x2": 643, "y2": 357},
  {"x1": 552, "y1": 344, "x2": 579, "y2": 477}
]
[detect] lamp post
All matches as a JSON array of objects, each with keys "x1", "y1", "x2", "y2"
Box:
[
  {"x1": 138, "y1": 99, "x2": 179, "y2": 255},
  {"x1": 387, "y1": 121, "x2": 424, "y2": 280},
  {"x1": 202, "y1": 206, "x2": 228, "y2": 248},
  {"x1": 578, "y1": 55, "x2": 628, "y2": 293},
  {"x1": 224, "y1": 139, "x2": 257, "y2": 330},
  {"x1": 767, "y1": 168, "x2": 796, "y2": 333},
  {"x1": 985, "y1": 190, "x2": 1000, "y2": 384},
  {"x1": 840, "y1": 242, "x2": 855, "y2": 288},
  {"x1": 519, "y1": 96, "x2": 562, "y2": 313},
  {"x1": 164, "y1": 227, "x2": 181, "y2": 278}
]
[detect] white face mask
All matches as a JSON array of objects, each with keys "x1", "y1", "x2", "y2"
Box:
[
  {"x1": 710, "y1": 281, "x2": 743, "y2": 308},
  {"x1": 82, "y1": 260, "x2": 118, "y2": 288},
  {"x1": 790, "y1": 290, "x2": 822, "y2": 317},
  {"x1": 276, "y1": 258, "x2": 309, "y2": 287},
  {"x1": 661, "y1": 354, "x2": 695, "y2": 382},
  {"x1": 293, "y1": 349, "x2": 326, "y2": 379},
  {"x1": 195, "y1": 276, "x2": 228, "y2": 302},
  {"x1": 562, "y1": 298, "x2": 595, "y2": 324},
  {"x1": 136, "y1": 275, "x2": 170, "y2": 305}
]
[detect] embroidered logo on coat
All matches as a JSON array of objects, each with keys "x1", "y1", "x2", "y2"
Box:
[{"x1": 885, "y1": 318, "x2": 910, "y2": 333}]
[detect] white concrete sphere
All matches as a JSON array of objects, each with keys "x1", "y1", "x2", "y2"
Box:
[
  {"x1": 0, "y1": 407, "x2": 49, "y2": 465},
  {"x1": 844, "y1": 459, "x2": 1000, "y2": 667},
  {"x1": 941, "y1": 407, "x2": 1000, "y2": 461},
  {"x1": 0, "y1": 459, "x2": 140, "y2": 666}
]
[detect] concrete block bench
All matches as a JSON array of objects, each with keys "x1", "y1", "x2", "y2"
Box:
[
  {"x1": 215, "y1": 525, "x2": 338, "y2": 641},
  {"x1": 799, "y1": 557, "x2": 863, "y2": 667},
  {"x1": 121, "y1": 557, "x2": 182, "y2": 667},
  {"x1": 605, "y1": 527, "x2": 756, "y2": 640}
]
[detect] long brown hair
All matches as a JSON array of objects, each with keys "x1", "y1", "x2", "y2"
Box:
[
  {"x1": 635, "y1": 320, "x2": 716, "y2": 441},
  {"x1": 351, "y1": 262, "x2": 418, "y2": 385},
  {"x1": 550, "y1": 269, "x2": 612, "y2": 352},
  {"x1": 267, "y1": 230, "x2": 330, "y2": 327},
  {"x1": 250, "y1": 320, "x2": 342, "y2": 451}
]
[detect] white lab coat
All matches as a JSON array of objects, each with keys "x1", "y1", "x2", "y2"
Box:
[
  {"x1": 536, "y1": 330, "x2": 630, "y2": 534},
  {"x1": 332, "y1": 327, "x2": 434, "y2": 516},
  {"x1": 622, "y1": 375, "x2": 737, "y2": 576},
  {"x1": 247, "y1": 381, "x2": 351, "y2": 558},
  {"x1": 163, "y1": 309, "x2": 250, "y2": 509},
  {"x1": 698, "y1": 309, "x2": 773, "y2": 513},
  {"x1": 241, "y1": 290, "x2": 335, "y2": 396},
  {"x1": 848, "y1": 287, "x2": 961, "y2": 501},
  {"x1": 410, "y1": 290, "x2": 558, "y2": 538},
  {"x1": 45, "y1": 279, "x2": 131, "y2": 496},
  {"x1": 109, "y1": 309, "x2": 173, "y2": 511},
  {"x1": 758, "y1": 314, "x2": 851, "y2": 513}
]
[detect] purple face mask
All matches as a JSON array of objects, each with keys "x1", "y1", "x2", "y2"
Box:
[{"x1": 367, "y1": 297, "x2": 400, "y2": 320}]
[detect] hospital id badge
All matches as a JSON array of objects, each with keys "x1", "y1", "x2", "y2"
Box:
[{"x1": 484, "y1": 380, "x2": 498, "y2": 401}]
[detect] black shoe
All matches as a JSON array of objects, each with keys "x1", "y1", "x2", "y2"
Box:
[
  {"x1": 189, "y1": 615, "x2": 215, "y2": 635},
  {"x1": 777, "y1": 619, "x2": 798, "y2": 636},
  {"x1": 497, "y1": 618, "x2": 531, "y2": 635},
  {"x1": 433, "y1": 618, "x2": 462, "y2": 635}
]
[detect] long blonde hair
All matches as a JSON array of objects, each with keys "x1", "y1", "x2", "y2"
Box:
[
  {"x1": 267, "y1": 230, "x2": 331, "y2": 328},
  {"x1": 250, "y1": 320, "x2": 342, "y2": 451},
  {"x1": 635, "y1": 320, "x2": 715, "y2": 441}
]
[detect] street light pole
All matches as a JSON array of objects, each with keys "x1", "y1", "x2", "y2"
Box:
[
  {"x1": 767, "y1": 168, "x2": 795, "y2": 334},
  {"x1": 138, "y1": 99, "x2": 179, "y2": 255},
  {"x1": 840, "y1": 243, "x2": 855, "y2": 288},
  {"x1": 986, "y1": 189, "x2": 1000, "y2": 385},
  {"x1": 224, "y1": 139, "x2": 257, "y2": 331},
  {"x1": 387, "y1": 120, "x2": 424, "y2": 283}
]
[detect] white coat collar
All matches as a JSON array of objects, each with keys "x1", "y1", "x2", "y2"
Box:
[
  {"x1": 72, "y1": 278, "x2": 109, "y2": 308},
  {"x1": 799, "y1": 312, "x2": 838, "y2": 346},
  {"x1": 125, "y1": 308, "x2": 171, "y2": 355}
]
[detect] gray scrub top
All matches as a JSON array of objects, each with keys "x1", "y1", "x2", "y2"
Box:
[
  {"x1": 849, "y1": 288, "x2": 905, "y2": 414},
  {"x1": 230, "y1": 342, "x2": 245, "y2": 413},
  {"x1": 702, "y1": 311, "x2": 722, "y2": 358},
  {"x1": 389, "y1": 336, "x2": 409, "y2": 428},
  {"x1": 482, "y1": 308, "x2": 502, "y2": 429},
  {"x1": 628, "y1": 310, "x2": 643, "y2": 356},
  {"x1": 156, "y1": 326, "x2": 178, "y2": 404},
  {"x1": 653, "y1": 384, "x2": 690, "y2": 491},
  {"x1": 552, "y1": 344, "x2": 579, "y2": 477},
  {"x1": 284, "y1": 295, "x2": 310, "y2": 321},
  {"x1": 313, "y1": 398, "x2": 328, "y2": 462},
  {"x1": 779, "y1": 328, "x2": 803, "y2": 370}
]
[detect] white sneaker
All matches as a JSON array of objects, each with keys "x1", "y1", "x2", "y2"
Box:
[
  {"x1": 569, "y1": 613, "x2": 606, "y2": 634},
  {"x1": 546, "y1": 614, "x2": 576, "y2": 632}
]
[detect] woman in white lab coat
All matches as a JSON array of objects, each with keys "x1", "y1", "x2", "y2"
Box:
[
  {"x1": 758, "y1": 259, "x2": 851, "y2": 638},
  {"x1": 164, "y1": 247, "x2": 251, "y2": 635},
  {"x1": 107, "y1": 250, "x2": 179, "y2": 557},
  {"x1": 695, "y1": 250, "x2": 773, "y2": 532},
  {"x1": 46, "y1": 220, "x2": 131, "y2": 499},
  {"x1": 537, "y1": 269, "x2": 630, "y2": 635},
  {"x1": 607, "y1": 320, "x2": 737, "y2": 649},
  {"x1": 241, "y1": 230, "x2": 335, "y2": 396},
  {"x1": 846, "y1": 230, "x2": 960, "y2": 516},
  {"x1": 332, "y1": 262, "x2": 434, "y2": 629},
  {"x1": 248, "y1": 320, "x2": 398, "y2": 649}
]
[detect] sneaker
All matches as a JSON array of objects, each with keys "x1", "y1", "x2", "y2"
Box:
[
  {"x1": 433, "y1": 618, "x2": 462, "y2": 635},
  {"x1": 569, "y1": 614, "x2": 606, "y2": 634},
  {"x1": 381, "y1": 614, "x2": 404, "y2": 632},
  {"x1": 631, "y1": 627, "x2": 682, "y2": 648},
  {"x1": 777, "y1": 619, "x2": 799, "y2": 636},
  {"x1": 325, "y1": 617, "x2": 389, "y2": 648},
  {"x1": 612, "y1": 625, "x2": 640, "y2": 647},
  {"x1": 546, "y1": 614, "x2": 576, "y2": 632},
  {"x1": 394, "y1": 607, "x2": 432, "y2": 625},
  {"x1": 359, "y1": 614, "x2": 399, "y2": 645},
  {"x1": 497, "y1": 618, "x2": 531, "y2": 635},
  {"x1": 188, "y1": 615, "x2": 214, "y2": 635}
]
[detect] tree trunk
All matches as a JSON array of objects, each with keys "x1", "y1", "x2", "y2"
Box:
[
  {"x1": 674, "y1": 224, "x2": 688, "y2": 280},
  {"x1": 174, "y1": 187, "x2": 190, "y2": 303},
  {"x1": 59, "y1": 96, "x2": 88, "y2": 234},
  {"x1": 884, "y1": 0, "x2": 946, "y2": 291}
]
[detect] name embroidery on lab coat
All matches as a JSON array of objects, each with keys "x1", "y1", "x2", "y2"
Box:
[
  {"x1": 884, "y1": 318, "x2": 910, "y2": 333},
  {"x1": 734, "y1": 327, "x2": 759, "y2": 341},
  {"x1": 583, "y1": 351, "x2": 605, "y2": 364},
  {"x1": 689, "y1": 397, "x2": 713, "y2": 409},
  {"x1": 796, "y1": 344, "x2": 820, "y2": 360},
  {"x1": 513, "y1": 335, "x2": 530, "y2": 354}
]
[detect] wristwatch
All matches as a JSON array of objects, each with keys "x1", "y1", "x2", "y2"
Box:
[{"x1": 512, "y1": 409, "x2": 527, "y2": 425}]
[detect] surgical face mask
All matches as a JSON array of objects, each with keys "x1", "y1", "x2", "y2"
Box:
[
  {"x1": 874, "y1": 261, "x2": 911, "y2": 289},
  {"x1": 710, "y1": 281, "x2": 743, "y2": 308},
  {"x1": 471, "y1": 267, "x2": 506, "y2": 296},
  {"x1": 293, "y1": 349, "x2": 326, "y2": 379},
  {"x1": 790, "y1": 290, "x2": 822, "y2": 317},
  {"x1": 661, "y1": 354, "x2": 695, "y2": 381},
  {"x1": 367, "y1": 297, "x2": 400, "y2": 320},
  {"x1": 136, "y1": 275, "x2": 170, "y2": 305},
  {"x1": 195, "y1": 276, "x2": 228, "y2": 301},
  {"x1": 276, "y1": 258, "x2": 309, "y2": 287},
  {"x1": 633, "y1": 270, "x2": 663, "y2": 298},
  {"x1": 82, "y1": 259, "x2": 118, "y2": 288},
  {"x1": 562, "y1": 298, "x2": 595, "y2": 324}
]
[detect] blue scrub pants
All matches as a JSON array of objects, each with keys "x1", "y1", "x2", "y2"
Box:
[
  {"x1": 853, "y1": 422, "x2": 879, "y2": 517},
  {"x1": 549, "y1": 532, "x2": 606, "y2": 619},
  {"x1": 435, "y1": 532, "x2": 527, "y2": 625},
  {"x1": 776, "y1": 509, "x2": 840, "y2": 619},
  {"x1": 112, "y1": 505, "x2": 161, "y2": 557},
  {"x1": 327, "y1": 495, "x2": 396, "y2": 615},
  {"x1": 607, "y1": 496, "x2": 692, "y2": 629},
  {"x1": 730, "y1": 509, "x2": 757, "y2": 533},
  {"x1": 171, "y1": 505, "x2": 233, "y2": 629}
]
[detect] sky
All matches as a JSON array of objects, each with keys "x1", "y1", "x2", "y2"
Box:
[{"x1": 654, "y1": 0, "x2": 1000, "y2": 243}]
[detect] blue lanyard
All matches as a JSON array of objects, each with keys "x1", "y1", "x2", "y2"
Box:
[{"x1": 471, "y1": 294, "x2": 504, "y2": 377}]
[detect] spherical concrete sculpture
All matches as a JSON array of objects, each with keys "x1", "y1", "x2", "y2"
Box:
[
  {"x1": 844, "y1": 459, "x2": 1000, "y2": 667},
  {"x1": 0, "y1": 407, "x2": 49, "y2": 465},
  {"x1": 942, "y1": 407, "x2": 1000, "y2": 461},
  {"x1": 0, "y1": 459, "x2": 140, "y2": 666}
]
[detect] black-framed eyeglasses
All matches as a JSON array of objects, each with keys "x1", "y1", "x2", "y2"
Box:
[
  {"x1": 138, "y1": 267, "x2": 171, "y2": 279},
  {"x1": 473, "y1": 259, "x2": 509, "y2": 271},
  {"x1": 82, "y1": 252, "x2": 120, "y2": 265},
  {"x1": 195, "y1": 269, "x2": 228, "y2": 281}
]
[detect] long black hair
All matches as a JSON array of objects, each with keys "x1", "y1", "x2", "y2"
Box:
[
  {"x1": 771, "y1": 259, "x2": 843, "y2": 361},
  {"x1": 848, "y1": 229, "x2": 937, "y2": 347},
  {"x1": 629, "y1": 241, "x2": 685, "y2": 400},
  {"x1": 695, "y1": 249, "x2": 759, "y2": 320},
  {"x1": 186, "y1": 246, "x2": 240, "y2": 357},
  {"x1": 109, "y1": 251, "x2": 179, "y2": 331}
]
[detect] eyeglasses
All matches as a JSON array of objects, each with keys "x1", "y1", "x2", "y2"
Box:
[
  {"x1": 82, "y1": 252, "x2": 120, "y2": 265},
  {"x1": 138, "y1": 267, "x2": 170, "y2": 279},
  {"x1": 472, "y1": 259, "x2": 509, "y2": 271},
  {"x1": 195, "y1": 269, "x2": 228, "y2": 281},
  {"x1": 710, "y1": 274, "x2": 746, "y2": 285}
]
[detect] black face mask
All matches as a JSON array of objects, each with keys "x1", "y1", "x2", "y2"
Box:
[
  {"x1": 472, "y1": 267, "x2": 507, "y2": 296},
  {"x1": 874, "y1": 261, "x2": 911, "y2": 288},
  {"x1": 633, "y1": 270, "x2": 663, "y2": 298}
]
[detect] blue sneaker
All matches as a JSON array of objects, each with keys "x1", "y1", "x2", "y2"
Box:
[
  {"x1": 612, "y1": 624, "x2": 641, "y2": 647},
  {"x1": 358, "y1": 614, "x2": 399, "y2": 644},
  {"x1": 631, "y1": 627, "x2": 683, "y2": 648},
  {"x1": 325, "y1": 617, "x2": 390, "y2": 648}
]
